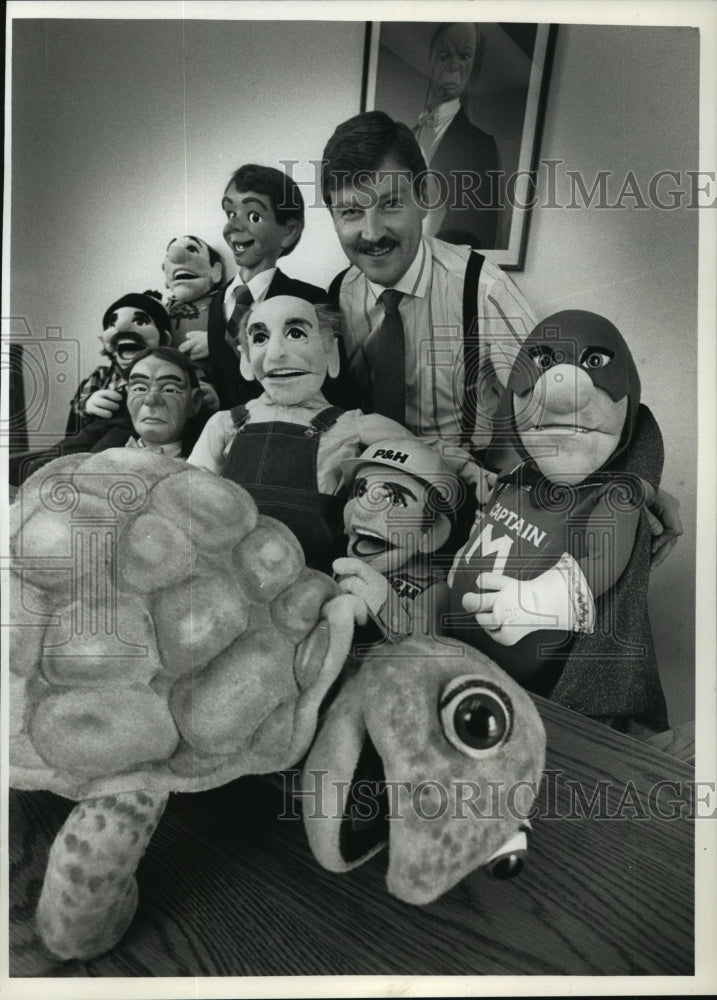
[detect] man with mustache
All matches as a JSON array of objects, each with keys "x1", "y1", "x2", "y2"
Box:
[{"x1": 321, "y1": 110, "x2": 682, "y2": 566}]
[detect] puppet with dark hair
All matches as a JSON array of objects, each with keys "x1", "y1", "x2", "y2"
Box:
[{"x1": 161, "y1": 233, "x2": 224, "y2": 378}]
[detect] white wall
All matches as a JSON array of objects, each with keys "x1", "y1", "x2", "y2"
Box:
[
  {"x1": 11, "y1": 17, "x2": 360, "y2": 434},
  {"x1": 10, "y1": 18, "x2": 698, "y2": 724}
]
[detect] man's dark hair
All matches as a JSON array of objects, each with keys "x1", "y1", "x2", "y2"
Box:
[
  {"x1": 128, "y1": 346, "x2": 200, "y2": 389},
  {"x1": 320, "y1": 111, "x2": 428, "y2": 206},
  {"x1": 225, "y1": 164, "x2": 305, "y2": 256}
]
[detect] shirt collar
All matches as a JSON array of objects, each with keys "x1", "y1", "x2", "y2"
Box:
[
  {"x1": 366, "y1": 238, "x2": 431, "y2": 303},
  {"x1": 258, "y1": 391, "x2": 327, "y2": 411},
  {"x1": 224, "y1": 267, "x2": 277, "y2": 305},
  {"x1": 126, "y1": 436, "x2": 184, "y2": 458},
  {"x1": 420, "y1": 98, "x2": 461, "y2": 127}
]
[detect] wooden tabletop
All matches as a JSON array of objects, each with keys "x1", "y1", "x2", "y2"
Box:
[{"x1": 8, "y1": 696, "x2": 694, "y2": 978}]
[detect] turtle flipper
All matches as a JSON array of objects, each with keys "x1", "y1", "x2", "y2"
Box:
[{"x1": 36, "y1": 790, "x2": 168, "y2": 960}]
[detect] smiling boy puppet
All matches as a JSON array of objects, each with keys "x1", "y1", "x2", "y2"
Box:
[
  {"x1": 189, "y1": 295, "x2": 433, "y2": 575},
  {"x1": 333, "y1": 438, "x2": 459, "y2": 643},
  {"x1": 161, "y1": 234, "x2": 224, "y2": 368},
  {"x1": 67, "y1": 291, "x2": 172, "y2": 434},
  {"x1": 447, "y1": 310, "x2": 669, "y2": 731},
  {"x1": 206, "y1": 164, "x2": 327, "y2": 409}
]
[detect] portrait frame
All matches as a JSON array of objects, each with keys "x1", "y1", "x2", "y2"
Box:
[{"x1": 361, "y1": 21, "x2": 558, "y2": 269}]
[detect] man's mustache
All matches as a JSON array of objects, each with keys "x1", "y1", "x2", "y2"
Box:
[{"x1": 354, "y1": 237, "x2": 398, "y2": 254}]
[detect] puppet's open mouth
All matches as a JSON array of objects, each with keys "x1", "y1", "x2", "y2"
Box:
[
  {"x1": 339, "y1": 732, "x2": 389, "y2": 863},
  {"x1": 349, "y1": 529, "x2": 394, "y2": 558},
  {"x1": 230, "y1": 239, "x2": 255, "y2": 254},
  {"x1": 172, "y1": 269, "x2": 198, "y2": 281},
  {"x1": 113, "y1": 338, "x2": 147, "y2": 363}
]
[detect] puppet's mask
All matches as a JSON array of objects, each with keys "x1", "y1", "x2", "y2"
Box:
[{"x1": 508, "y1": 310, "x2": 639, "y2": 485}]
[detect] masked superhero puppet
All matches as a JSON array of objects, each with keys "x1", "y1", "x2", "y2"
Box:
[
  {"x1": 66, "y1": 291, "x2": 171, "y2": 434},
  {"x1": 447, "y1": 310, "x2": 669, "y2": 731},
  {"x1": 333, "y1": 438, "x2": 460, "y2": 643}
]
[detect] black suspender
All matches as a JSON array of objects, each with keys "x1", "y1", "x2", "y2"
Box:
[
  {"x1": 460, "y1": 251, "x2": 485, "y2": 444},
  {"x1": 327, "y1": 268, "x2": 349, "y2": 308}
]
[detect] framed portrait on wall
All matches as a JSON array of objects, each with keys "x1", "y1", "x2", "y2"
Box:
[{"x1": 362, "y1": 21, "x2": 557, "y2": 269}]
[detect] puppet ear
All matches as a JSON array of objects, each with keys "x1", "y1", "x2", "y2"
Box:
[
  {"x1": 190, "y1": 387, "x2": 204, "y2": 415},
  {"x1": 280, "y1": 220, "x2": 301, "y2": 253},
  {"x1": 210, "y1": 262, "x2": 223, "y2": 286},
  {"x1": 418, "y1": 512, "x2": 451, "y2": 555},
  {"x1": 239, "y1": 350, "x2": 255, "y2": 382},
  {"x1": 327, "y1": 337, "x2": 341, "y2": 380}
]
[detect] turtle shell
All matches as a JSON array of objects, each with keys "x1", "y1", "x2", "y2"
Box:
[{"x1": 9, "y1": 449, "x2": 349, "y2": 800}]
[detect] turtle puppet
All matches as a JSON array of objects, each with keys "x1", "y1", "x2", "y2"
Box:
[
  {"x1": 302, "y1": 636, "x2": 547, "y2": 901},
  {"x1": 9, "y1": 447, "x2": 355, "y2": 961},
  {"x1": 447, "y1": 310, "x2": 669, "y2": 730}
]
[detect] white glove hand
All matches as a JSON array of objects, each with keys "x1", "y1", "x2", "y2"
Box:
[
  {"x1": 333, "y1": 556, "x2": 389, "y2": 620},
  {"x1": 178, "y1": 329, "x2": 209, "y2": 360},
  {"x1": 461, "y1": 560, "x2": 595, "y2": 646},
  {"x1": 85, "y1": 388, "x2": 123, "y2": 419}
]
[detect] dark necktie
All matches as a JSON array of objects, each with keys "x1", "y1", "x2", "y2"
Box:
[
  {"x1": 225, "y1": 285, "x2": 254, "y2": 349},
  {"x1": 370, "y1": 289, "x2": 405, "y2": 423}
]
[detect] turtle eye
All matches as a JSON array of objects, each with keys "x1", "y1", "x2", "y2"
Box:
[{"x1": 439, "y1": 676, "x2": 513, "y2": 757}]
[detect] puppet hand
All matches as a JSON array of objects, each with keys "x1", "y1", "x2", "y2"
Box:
[
  {"x1": 461, "y1": 461, "x2": 496, "y2": 507},
  {"x1": 333, "y1": 557, "x2": 388, "y2": 617},
  {"x1": 85, "y1": 388, "x2": 123, "y2": 419},
  {"x1": 178, "y1": 330, "x2": 209, "y2": 360},
  {"x1": 462, "y1": 562, "x2": 595, "y2": 645},
  {"x1": 645, "y1": 487, "x2": 683, "y2": 569},
  {"x1": 344, "y1": 593, "x2": 369, "y2": 626},
  {"x1": 199, "y1": 381, "x2": 220, "y2": 412}
]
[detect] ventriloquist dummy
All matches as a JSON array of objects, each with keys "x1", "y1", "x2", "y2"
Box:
[
  {"x1": 161, "y1": 234, "x2": 224, "y2": 378},
  {"x1": 333, "y1": 438, "x2": 459, "y2": 643},
  {"x1": 189, "y1": 295, "x2": 413, "y2": 575},
  {"x1": 447, "y1": 310, "x2": 668, "y2": 731},
  {"x1": 67, "y1": 291, "x2": 171, "y2": 434},
  {"x1": 14, "y1": 348, "x2": 207, "y2": 484},
  {"x1": 188, "y1": 295, "x2": 485, "y2": 576},
  {"x1": 207, "y1": 163, "x2": 329, "y2": 409},
  {"x1": 91, "y1": 346, "x2": 205, "y2": 457}
]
